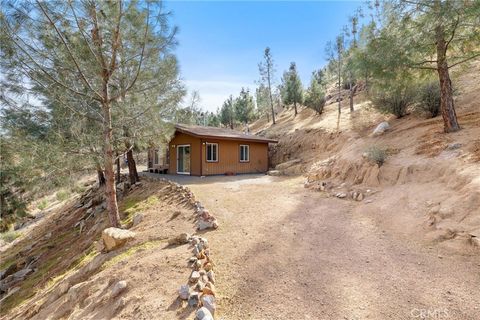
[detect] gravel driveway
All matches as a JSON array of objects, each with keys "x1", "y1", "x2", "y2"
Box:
[{"x1": 146, "y1": 173, "x2": 480, "y2": 320}]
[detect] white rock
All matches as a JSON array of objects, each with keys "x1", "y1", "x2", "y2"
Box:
[
  {"x1": 102, "y1": 228, "x2": 136, "y2": 252},
  {"x1": 207, "y1": 270, "x2": 215, "y2": 284},
  {"x1": 201, "y1": 294, "x2": 216, "y2": 315},
  {"x1": 267, "y1": 170, "x2": 282, "y2": 176},
  {"x1": 336, "y1": 193, "x2": 347, "y2": 199},
  {"x1": 372, "y1": 121, "x2": 390, "y2": 135},
  {"x1": 190, "y1": 271, "x2": 201, "y2": 283},
  {"x1": 111, "y1": 280, "x2": 127, "y2": 297},
  {"x1": 178, "y1": 284, "x2": 190, "y2": 300},
  {"x1": 195, "y1": 307, "x2": 214, "y2": 320},
  {"x1": 197, "y1": 219, "x2": 218, "y2": 231}
]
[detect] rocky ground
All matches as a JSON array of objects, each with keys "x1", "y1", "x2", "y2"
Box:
[
  {"x1": 179, "y1": 174, "x2": 480, "y2": 320},
  {"x1": 0, "y1": 178, "x2": 219, "y2": 320}
]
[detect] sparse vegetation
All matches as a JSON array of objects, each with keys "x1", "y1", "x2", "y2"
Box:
[
  {"x1": 371, "y1": 83, "x2": 415, "y2": 118},
  {"x1": 37, "y1": 199, "x2": 48, "y2": 210},
  {"x1": 417, "y1": 81, "x2": 441, "y2": 118},
  {"x1": 56, "y1": 190, "x2": 71, "y2": 202},
  {"x1": 365, "y1": 146, "x2": 388, "y2": 166},
  {"x1": 0, "y1": 230, "x2": 20, "y2": 243}
]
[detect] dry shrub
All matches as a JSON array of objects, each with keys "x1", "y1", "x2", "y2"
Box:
[
  {"x1": 417, "y1": 81, "x2": 441, "y2": 118},
  {"x1": 365, "y1": 146, "x2": 388, "y2": 166}
]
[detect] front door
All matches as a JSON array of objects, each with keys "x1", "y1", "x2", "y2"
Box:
[{"x1": 177, "y1": 145, "x2": 191, "y2": 174}]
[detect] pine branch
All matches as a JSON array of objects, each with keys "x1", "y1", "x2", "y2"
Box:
[
  {"x1": 36, "y1": 0, "x2": 103, "y2": 101},
  {"x1": 448, "y1": 53, "x2": 480, "y2": 69}
]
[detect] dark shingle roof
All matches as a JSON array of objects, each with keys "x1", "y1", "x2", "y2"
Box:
[{"x1": 174, "y1": 124, "x2": 277, "y2": 143}]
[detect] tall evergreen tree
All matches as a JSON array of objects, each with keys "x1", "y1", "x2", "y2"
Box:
[
  {"x1": 258, "y1": 47, "x2": 276, "y2": 124},
  {"x1": 1, "y1": 0, "x2": 182, "y2": 227},
  {"x1": 305, "y1": 74, "x2": 326, "y2": 115},
  {"x1": 234, "y1": 88, "x2": 255, "y2": 124},
  {"x1": 255, "y1": 83, "x2": 271, "y2": 122},
  {"x1": 281, "y1": 62, "x2": 303, "y2": 116},
  {"x1": 219, "y1": 95, "x2": 235, "y2": 129}
]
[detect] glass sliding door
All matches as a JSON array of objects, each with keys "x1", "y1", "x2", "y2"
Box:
[{"x1": 177, "y1": 145, "x2": 191, "y2": 174}]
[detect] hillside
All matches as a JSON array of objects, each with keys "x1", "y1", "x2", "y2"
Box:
[
  {"x1": 1, "y1": 60, "x2": 479, "y2": 319},
  {"x1": 252, "y1": 61, "x2": 480, "y2": 254},
  {"x1": 0, "y1": 177, "x2": 218, "y2": 319}
]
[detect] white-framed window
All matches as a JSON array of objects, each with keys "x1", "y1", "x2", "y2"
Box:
[
  {"x1": 206, "y1": 143, "x2": 218, "y2": 162},
  {"x1": 240, "y1": 144, "x2": 249, "y2": 162}
]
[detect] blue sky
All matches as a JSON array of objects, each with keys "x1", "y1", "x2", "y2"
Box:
[{"x1": 164, "y1": 1, "x2": 362, "y2": 111}]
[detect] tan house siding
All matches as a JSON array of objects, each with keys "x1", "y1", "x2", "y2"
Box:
[
  {"x1": 201, "y1": 139, "x2": 268, "y2": 175},
  {"x1": 168, "y1": 131, "x2": 269, "y2": 176},
  {"x1": 169, "y1": 132, "x2": 202, "y2": 176}
]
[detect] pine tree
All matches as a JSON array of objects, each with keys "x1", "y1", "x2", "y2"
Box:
[
  {"x1": 281, "y1": 62, "x2": 303, "y2": 116},
  {"x1": 305, "y1": 74, "x2": 326, "y2": 115},
  {"x1": 371, "y1": 0, "x2": 480, "y2": 132},
  {"x1": 234, "y1": 88, "x2": 255, "y2": 124},
  {"x1": 219, "y1": 95, "x2": 235, "y2": 129},
  {"x1": 258, "y1": 47, "x2": 276, "y2": 124},
  {"x1": 255, "y1": 83, "x2": 271, "y2": 122},
  {"x1": 1, "y1": 0, "x2": 182, "y2": 227}
]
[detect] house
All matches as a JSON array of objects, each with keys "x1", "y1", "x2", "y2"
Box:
[{"x1": 148, "y1": 124, "x2": 277, "y2": 176}]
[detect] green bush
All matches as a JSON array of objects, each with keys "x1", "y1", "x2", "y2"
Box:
[
  {"x1": 365, "y1": 146, "x2": 388, "y2": 166},
  {"x1": 371, "y1": 84, "x2": 415, "y2": 118},
  {"x1": 417, "y1": 81, "x2": 441, "y2": 118},
  {"x1": 56, "y1": 190, "x2": 70, "y2": 202},
  {"x1": 37, "y1": 199, "x2": 48, "y2": 210},
  {"x1": 0, "y1": 230, "x2": 20, "y2": 243}
]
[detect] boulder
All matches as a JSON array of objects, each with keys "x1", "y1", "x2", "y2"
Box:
[
  {"x1": 193, "y1": 260, "x2": 202, "y2": 271},
  {"x1": 197, "y1": 211, "x2": 218, "y2": 231},
  {"x1": 446, "y1": 143, "x2": 462, "y2": 150},
  {"x1": 201, "y1": 294, "x2": 216, "y2": 316},
  {"x1": 132, "y1": 213, "x2": 144, "y2": 227},
  {"x1": 372, "y1": 121, "x2": 390, "y2": 135},
  {"x1": 202, "y1": 282, "x2": 216, "y2": 296},
  {"x1": 207, "y1": 270, "x2": 215, "y2": 284},
  {"x1": 336, "y1": 192, "x2": 347, "y2": 199},
  {"x1": 267, "y1": 170, "x2": 282, "y2": 176},
  {"x1": 204, "y1": 263, "x2": 213, "y2": 272},
  {"x1": 189, "y1": 271, "x2": 200, "y2": 283},
  {"x1": 188, "y1": 292, "x2": 200, "y2": 307},
  {"x1": 178, "y1": 284, "x2": 190, "y2": 300},
  {"x1": 168, "y1": 233, "x2": 190, "y2": 245},
  {"x1": 111, "y1": 280, "x2": 127, "y2": 298},
  {"x1": 102, "y1": 228, "x2": 136, "y2": 252},
  {"x1": 195, "y1": 307, "x2": 214, "y2": 320}
]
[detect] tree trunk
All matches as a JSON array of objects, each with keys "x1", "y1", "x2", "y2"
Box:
[
  {"x1": 102, "y1": 101, "x2": 121, "y2": 228},
  {"x1": 267, "y1": 68, "x2": 276, "y2": 125},
  {"x1": 337, "y1": 67, "x2": 342, "y2": 115},
  {"x1": 436, "y1": 26, "x2": 460, "y2": 133},
  {"x1": 126, "y1": 147, "x2": 139, "y2": 185},
  {"x1": 294, "y1": 100, "x2": 298, "y2": 116},
  {"x1": 349, "y1": 80, "x2": 354, "y2": 112},
  {"x1": 97, "y1": 165, "x2": 105, "y2": 186},
  {"x1": 115, "y1": 152, "x2": 121, "y2": 182}
]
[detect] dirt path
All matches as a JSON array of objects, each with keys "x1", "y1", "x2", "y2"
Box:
[{"x1": 177, "y1": 174, "x2": 480, "y2": 320}]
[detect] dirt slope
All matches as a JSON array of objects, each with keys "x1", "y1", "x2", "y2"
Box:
[
  {"x1": 252, "y1": 60, "x2": 480, "y2": 254},
  {"x1": 0, "y1": 179, "x2": 211, "y2": 319}
]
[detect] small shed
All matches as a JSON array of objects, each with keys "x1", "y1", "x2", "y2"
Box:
[{"x1": 159, "y1": 124, "x2": 277, "y2": 176}]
